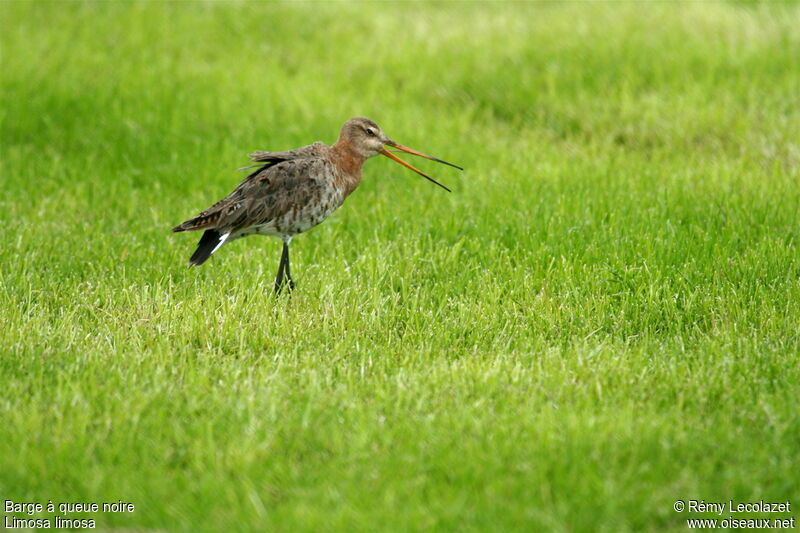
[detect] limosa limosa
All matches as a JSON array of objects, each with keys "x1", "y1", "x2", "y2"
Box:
[{"x1": 172, "y1": 117, "x2": 462, "y2": 293}]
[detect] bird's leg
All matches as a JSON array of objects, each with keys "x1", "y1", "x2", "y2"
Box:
[
  {"x1": 283, "y1": 241, "x2": 295, "y2": 291},
  {"x1": 274, "y1": 243, "x2": 288, "y2": 294}
]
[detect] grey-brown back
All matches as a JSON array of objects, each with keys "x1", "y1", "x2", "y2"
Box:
[{"x1": 172, "y1": 142, "x2": 335, "y2": 235}]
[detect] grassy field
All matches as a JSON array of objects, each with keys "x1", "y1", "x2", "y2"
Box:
[{"x1": 2, "y1": 1, "x2": 800, "y2": 531}]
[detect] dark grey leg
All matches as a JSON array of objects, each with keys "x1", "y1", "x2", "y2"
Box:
[
  {"x1": 283, "y1": 242, "x2": 295, "y2": 291},
  {"x1": 274, "y1": 244, "x2": 287, "y2": 294}
]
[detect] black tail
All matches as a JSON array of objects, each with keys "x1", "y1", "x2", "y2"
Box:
[{"x1": 189, "y1": 230, "x2": 222, "y2": 266}]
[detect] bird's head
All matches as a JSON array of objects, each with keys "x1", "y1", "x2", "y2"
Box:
[
  {"x1": 337, "y1": 117, "x2": 462, "y2": 192},
  {"x1": 339, "y1": 117, "x2": 390, "y2": 157}
]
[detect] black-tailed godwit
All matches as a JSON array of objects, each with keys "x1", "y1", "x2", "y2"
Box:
[{"x1": 172, "y1": 117, "x2": 462, "y2": 292}]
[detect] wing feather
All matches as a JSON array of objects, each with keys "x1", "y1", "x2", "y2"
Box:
[{"x1": 172, "y1": 158, "x2": 330, "y2": 233}]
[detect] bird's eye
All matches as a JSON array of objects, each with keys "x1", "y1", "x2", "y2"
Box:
[{"x1": 366, "y1": 128, "x2": 375, "y2": 136}]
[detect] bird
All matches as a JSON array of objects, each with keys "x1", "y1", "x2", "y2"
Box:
[{"x1": 172, "y1": 117, "x2": 462, "y2": 293}]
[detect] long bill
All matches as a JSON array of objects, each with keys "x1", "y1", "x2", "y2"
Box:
[
  {"x1": 386, "y1": 141, "x2": 464, "y2": 171},
  {"x1": 380, "y1": 141, "x2": 462, "y2": 193}
]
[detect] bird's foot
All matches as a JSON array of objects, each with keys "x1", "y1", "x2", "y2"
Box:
[{"x1": 273, "y1": 279, "x2": 295, "y2": 295}]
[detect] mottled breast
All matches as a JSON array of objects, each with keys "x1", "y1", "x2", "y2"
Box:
[
  {"x1": 261, "y1": 158, "x2": 346, "y2": 237},
  {"x1": 272, "y1": 186, "x2": 345, "y2": 236}
]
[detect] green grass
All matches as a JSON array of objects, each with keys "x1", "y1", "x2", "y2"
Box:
[{"x1": 2, "y1": 1, "x2": 800, "y2": 531}]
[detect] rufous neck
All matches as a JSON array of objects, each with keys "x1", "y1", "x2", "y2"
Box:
[{"x1": 331, "y1": 139, "x2": 367, "y2": 177}]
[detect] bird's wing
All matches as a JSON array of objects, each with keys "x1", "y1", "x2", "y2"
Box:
[
  {"x1": 247, "y1": 142, "x2": 328, "y2": 163},
  {"x1": 172, "y1": 158, "x2": 330, "y2": 233}
]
